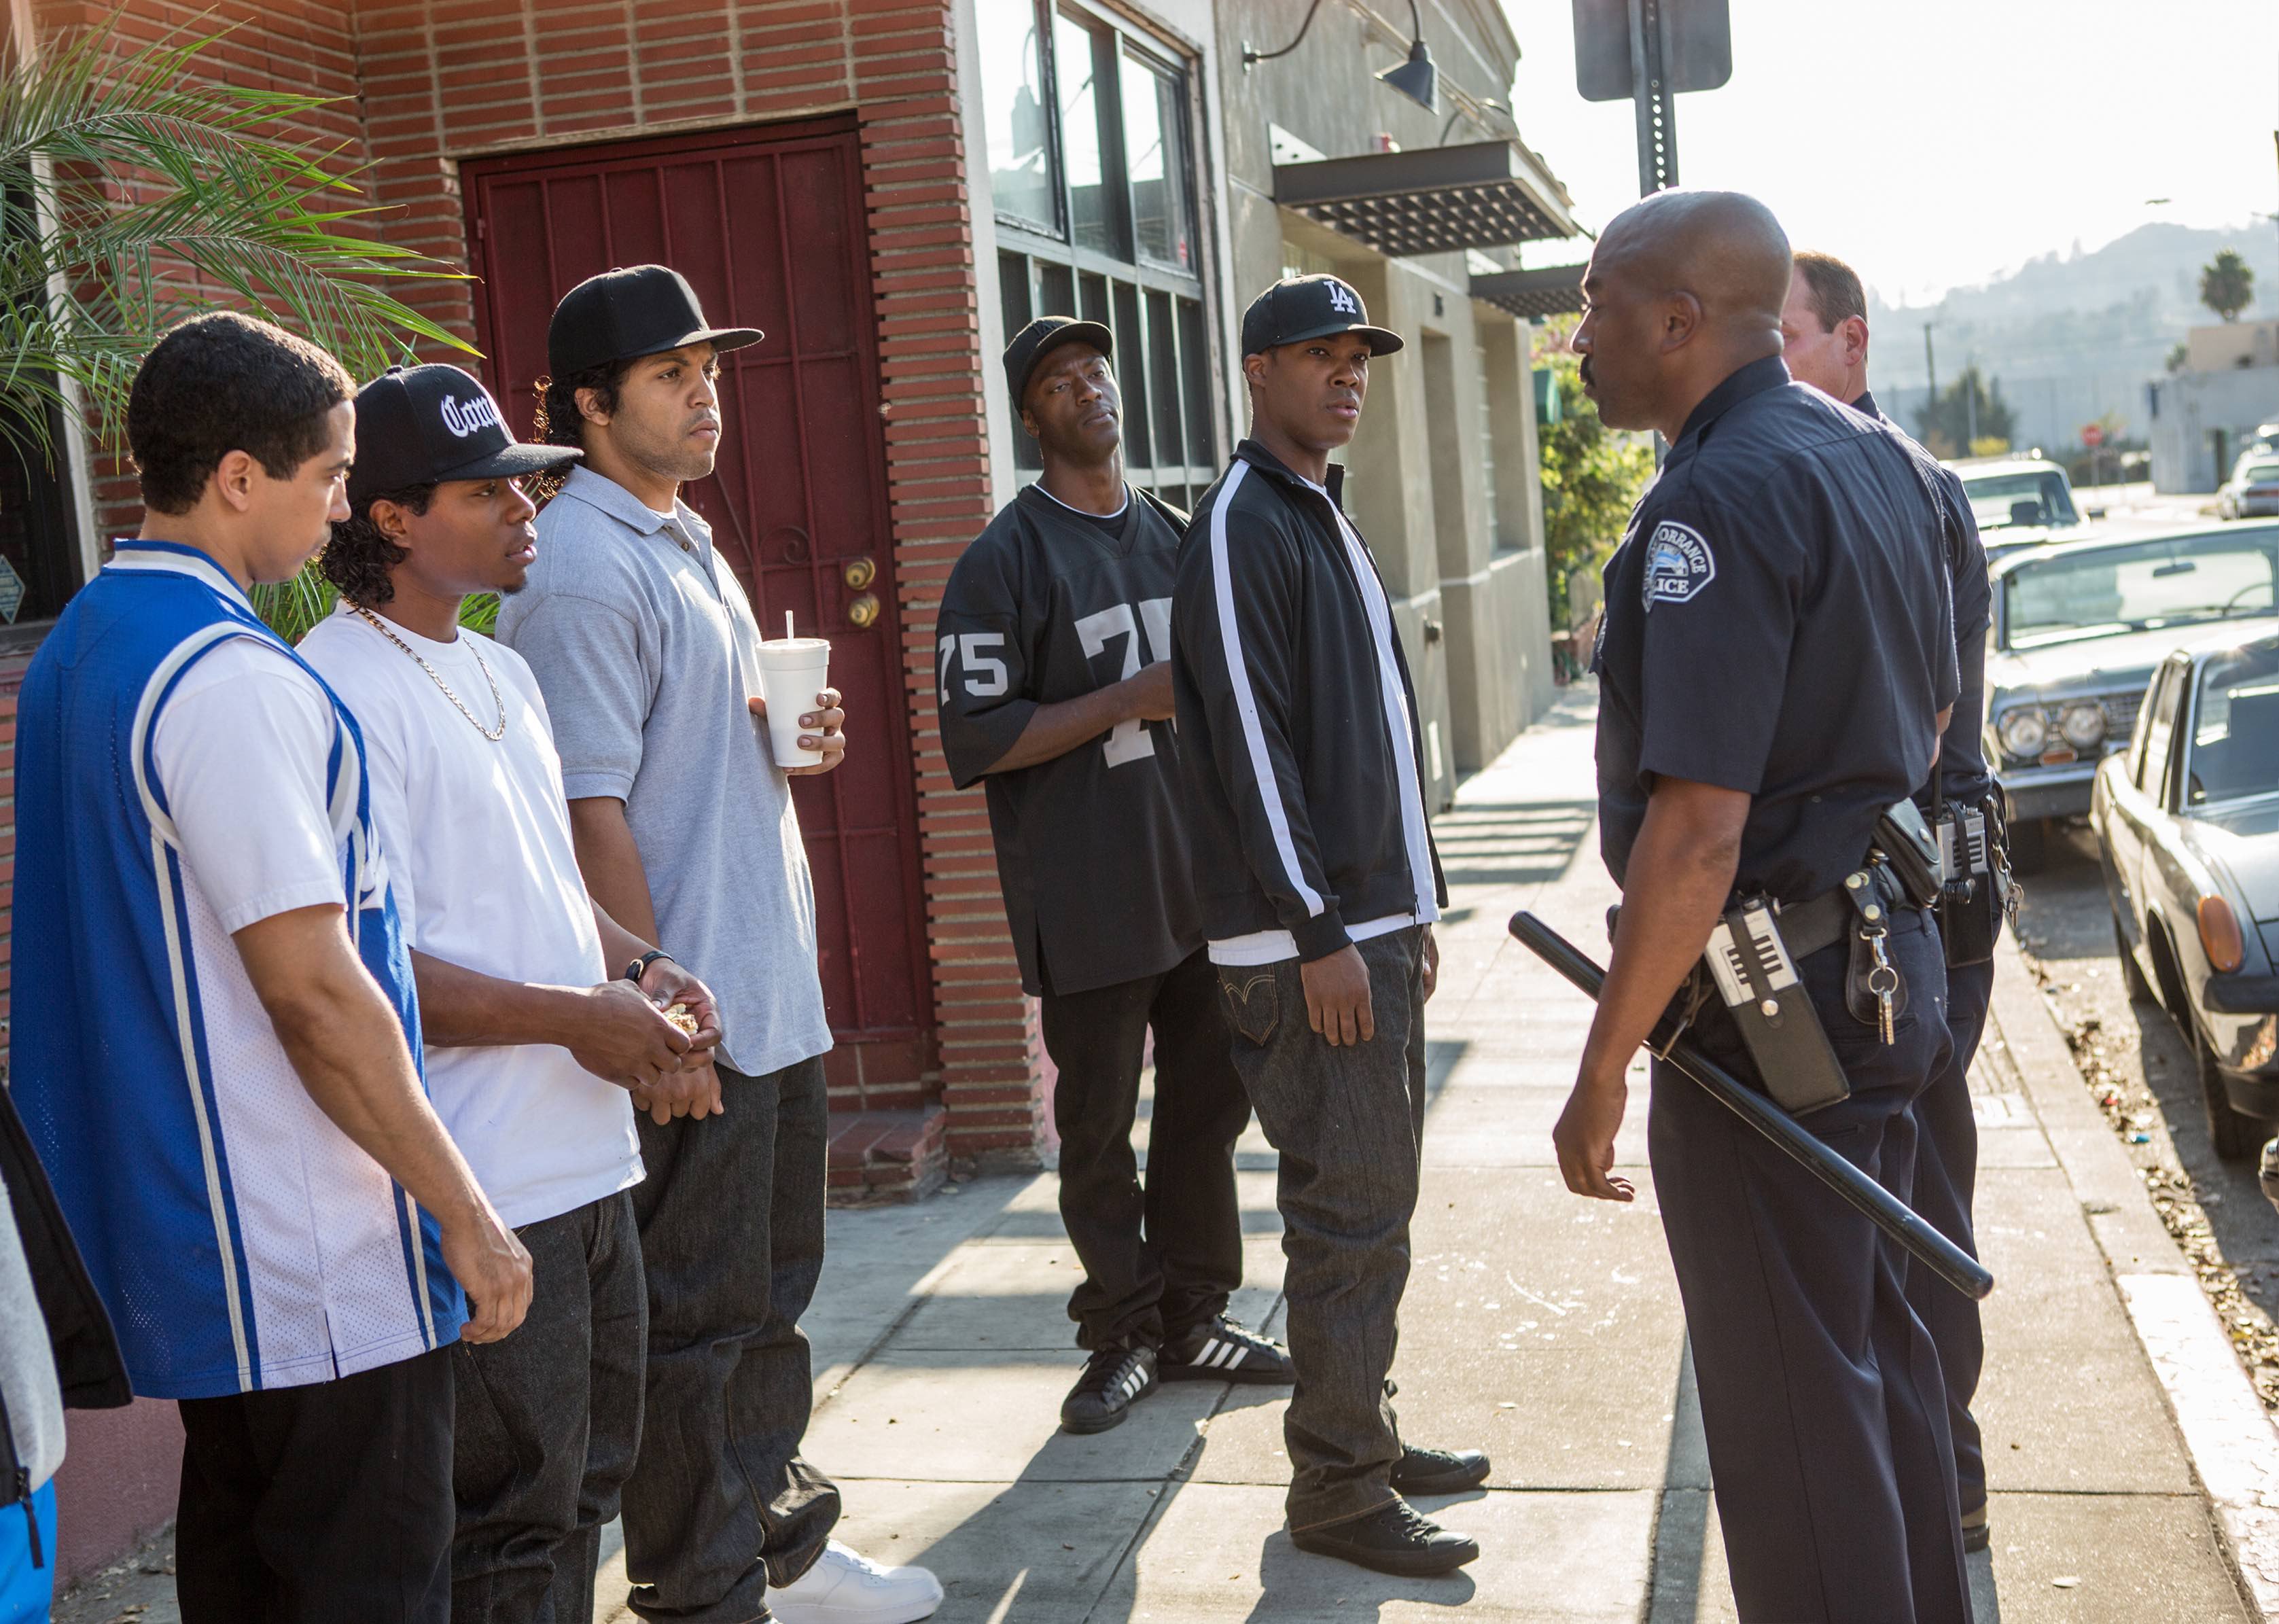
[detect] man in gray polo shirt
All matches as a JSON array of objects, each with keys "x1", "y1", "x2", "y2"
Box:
[{"x1": 499, "y1": 266, "x2": 943, "y2": 1624}]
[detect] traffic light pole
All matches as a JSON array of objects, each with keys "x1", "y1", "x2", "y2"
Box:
[{"x1": 1628, "y1": 0, "x2": 1678, "y2": 194}]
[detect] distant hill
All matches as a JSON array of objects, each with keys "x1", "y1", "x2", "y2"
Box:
[{"x1": 1865, "y1": 223, "x2": 2279, "y2": 452}]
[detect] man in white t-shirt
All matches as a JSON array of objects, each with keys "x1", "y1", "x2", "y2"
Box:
[{"x1": 302, "y1": 364, "x2": 725, "y2": 1623}]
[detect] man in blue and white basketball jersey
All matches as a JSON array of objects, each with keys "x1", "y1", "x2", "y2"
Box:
[{"x1": 12, "y1": 313, "x2": 533, "y2": 1623}]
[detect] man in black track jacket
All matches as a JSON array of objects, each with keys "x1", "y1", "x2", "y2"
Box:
[
  {"x1": 1171, "y1": 275, "x2": 1487, "y2": 1580},
  {"x1": 936, "y1": 317, "x2": 1293, "y2": 1441}
]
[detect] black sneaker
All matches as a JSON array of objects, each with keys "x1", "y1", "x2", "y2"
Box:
[
  {"x1": 1961, "y1": 1500, "x2": 1990, "y2": 1553},
  {"x1": 1290, "y1": 1496, "x2": 1480, "y2": 1577},
  {"x1": 1159, "y1": 1316, "x2": 1295, "y2": 1385},
  {"x1": 1060, "y1": 1342, "x2": 1157, "y2": 1434},
  {"x1": 1389, "y1": 1445, "x2": 1491, "y2": 1496}
]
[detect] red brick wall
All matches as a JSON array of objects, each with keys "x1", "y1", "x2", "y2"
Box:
[{"x1": 15, "y1": 0, "x2": 1043, "y2": 1161}]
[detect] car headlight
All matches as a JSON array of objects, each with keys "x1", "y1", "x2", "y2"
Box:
[
  {"x1": 1998, "y1": 706, "x2": 2048, "y2": 759},
  {"x1": 2059, "y1": 703, "x2": 2106, "y2": 750}
]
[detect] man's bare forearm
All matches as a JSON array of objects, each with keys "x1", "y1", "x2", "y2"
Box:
[
  {"x1": 237, "y1": 906, "x2": 493, "y2": 1229},
  {"x1": 567, "y1": 797, "x2": 661, "y2": 944},
  {"x1": 410, "y1": 950, "x2": 594, "y2": 1048},
  {"x1": 1576, "y1": 779, "x2": 1750, "y2": 1092},
  {"x1": 983, "y1": 665, "x2": 1170, "y2": 775}
]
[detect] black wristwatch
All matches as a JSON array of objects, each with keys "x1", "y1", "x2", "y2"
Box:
[{"x1": 624, "y1": 950, "x2": 675, "y2": 985}]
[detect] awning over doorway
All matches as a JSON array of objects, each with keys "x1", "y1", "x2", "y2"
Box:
[
  {"x1": 1272, "y1": 139, "x2": 1581, "y2": 260},
  {"x1": 1470, "y1": 263, "x2": 1588, "y2": 321}
]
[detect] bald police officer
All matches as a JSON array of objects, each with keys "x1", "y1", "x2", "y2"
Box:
[
  {"x1": 1782, "y1": 248, "x2": 2001, "y2": 1556},
  {"x1": 1554, "y1": 192, "x2": 1972, "y2": 1622}
]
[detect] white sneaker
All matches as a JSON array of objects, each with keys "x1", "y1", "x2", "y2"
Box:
[{"x1": 766, "y1": 1540, "x2": 944, "y2": 1624}]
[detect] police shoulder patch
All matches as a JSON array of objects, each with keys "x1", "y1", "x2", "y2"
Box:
[{"x1": 1641, "y1": 519, "x2": 1715, "y2": 610}]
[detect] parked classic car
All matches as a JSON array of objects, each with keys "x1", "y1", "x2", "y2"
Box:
[
  {"x1": 2096, "y1": 631, "x2": 2279, "y2": 1157},
  {"x1": 1987, "y1": 523, "x2": 2279, "y2": 867},
  {"x1": 2218, "y1": 450, "x2": 2279, "y2": 521},
  {"x1": 1949, "y1": 455, "x2": 2085, "y2": 560}
]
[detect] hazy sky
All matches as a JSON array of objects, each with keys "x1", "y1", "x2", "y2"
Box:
[{"x1": 1500, "y1": 0, "x2": 2279, "y2": 306}]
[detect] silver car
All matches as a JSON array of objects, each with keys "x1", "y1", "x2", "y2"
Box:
[{"x1": 1985, "y1": 523, "x2": 2279, "y2": 865}]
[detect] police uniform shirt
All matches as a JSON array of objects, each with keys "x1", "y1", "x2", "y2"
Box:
[
  {"x1": 1595, "y1": 357, "x2": 1960, "y2": 904},
  {"x1": 936, "y1": 482, "x2": 1202, "y2": 995},
  {"x1": 1855, "y1": 389, "x2": 1995, "y2": 809}
]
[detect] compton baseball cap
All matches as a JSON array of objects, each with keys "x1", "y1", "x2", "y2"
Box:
[
  {"x1": 1239, "y1": 275, "x2": 1403, "y2": 358},
  {"x1": 546, "y1": 264, "x2": 764, "y2": 379},
  {"x1": 1003, "y1": 315, "x2": 1115, "y2": 410},
  {"x1": 345, "y1": 365, "x2": 580, "y2": 506}
]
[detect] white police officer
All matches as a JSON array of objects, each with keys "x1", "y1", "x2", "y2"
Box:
[{"x1": 1551, "y1": 192, "x2": 1973, "y2": 1622}]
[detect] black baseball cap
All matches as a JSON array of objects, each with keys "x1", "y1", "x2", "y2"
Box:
[
  {"x1": 1239, "y1": 275, "x2": 1403, "y2": 357},
  {"x1": 1004, "y1": 315, "x2": 1114, "y2": 410},
  {"x1": 546, "y1": 265, "x2": 764, "y2": 379},
  {"x1": 345, "y1": 365, "x2": 579, "y2": 506}
]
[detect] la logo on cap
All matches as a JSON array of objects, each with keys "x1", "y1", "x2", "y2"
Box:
[
  {"x1": 440, "y1": 393, "x2": 503, "y2": 440},
  {"x1": 1327, "y1": 281, "x2": 1360, "y2": 315}
]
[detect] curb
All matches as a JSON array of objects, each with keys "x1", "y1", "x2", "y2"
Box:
[{"x1": 1990, "y1": 934, "x2": 2279, "y2": 1617}]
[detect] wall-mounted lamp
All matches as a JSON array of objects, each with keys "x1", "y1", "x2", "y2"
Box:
[{"x1": 1242, "y1": 0, "x2": 1440, "y2": 116}]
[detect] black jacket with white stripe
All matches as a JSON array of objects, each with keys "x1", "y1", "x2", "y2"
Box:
[{"x1": 1171, "y1": 440, "x2": 1447, "y2": 962}]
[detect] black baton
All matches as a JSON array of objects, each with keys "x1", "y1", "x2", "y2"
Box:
[{"x1": 1508, "y1": 910, "x2": 1995, "y2": 1303}]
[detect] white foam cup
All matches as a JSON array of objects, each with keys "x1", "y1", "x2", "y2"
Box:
[{"x1": 756, "y1": 636, "x2": 832, "y2": 767}]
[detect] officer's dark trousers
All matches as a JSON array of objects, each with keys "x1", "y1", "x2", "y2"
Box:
[
  {"x1": 1043, "y1": 948, "x2": 1252, "y2": 1351},
  {"x1": 1216, "y1": 928, "x2": 1426, "y2": 1533},
  {"x1": 1649, "y1": 909, "x2": 1972, "y2": 1623},
  {"x1": 1909, "y1": 949, "x2": 1996, "y2": 1513}
]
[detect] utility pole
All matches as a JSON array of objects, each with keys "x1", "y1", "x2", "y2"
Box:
[{"x1": 1923, "y1": 322, "x2": 1939, "y2": 437}]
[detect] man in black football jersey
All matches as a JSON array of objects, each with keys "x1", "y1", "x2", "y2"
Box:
[{"x1": 935, "y1": 317, "x2": 1294, "y2": 1437}]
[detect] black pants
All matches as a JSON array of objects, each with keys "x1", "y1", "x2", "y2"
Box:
[
  {"x1": 1042, "y1": 947, "x2": 1252, "y2": 1351},
  {"x1": 453, "y1": 1190, "x2": 646, "y2": 1623},
  {"x1": 1216, "y1": 928, "x2": 1427, "y2": 1533},
  {"x1": 620, "y1": 1056, "x2": 838, "y2": 1624},
  {"x1": 176, "y1": 1345, "x2": 455, "y2": 1624},
  {"x1": 1650, "y1": 911, "x2": 1971, "y2": 1623},
  {"x1": 1909, "y1": 949, "x2": 1996, "y2": 1513}
]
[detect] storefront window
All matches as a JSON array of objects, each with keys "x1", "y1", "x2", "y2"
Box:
[
  {"x1": 983, "y1": 0, "x2": 1218, "y2": 510},
  {"x1": 1120, "y1": 50, "x2": 1192, "y2": 270},
  {"x1": 977, "y1": 0, "x2": 1058, "y2": 234}
]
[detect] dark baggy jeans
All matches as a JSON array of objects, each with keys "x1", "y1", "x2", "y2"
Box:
[
  {"x1": 1215, "y1": 927, "x2": 1427, "y2": 1534},
  {"x1": 1043, "y1": 947, "x2": 1253, "y2": 1351},
  {"x1": 1910, "y1": 947, "x2": 1996, "y2": 1513},
  {"x1": 453, "y1": 1190, "x2": 646, "y2": 1623},
  {"x1": 176, "y1": 1345, "x2": 455, "y2": 1624},
  {"x1": 1650, "y1": 909, "x2": 1971, "y2": 1624},
  {"x1": 620, "y1": 1056, "x2": 838, "y2": 1623}
]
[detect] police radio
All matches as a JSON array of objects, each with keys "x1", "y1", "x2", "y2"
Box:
[
  {"x1": 1703, "y1": 897, "x2": 1852, "y2": 1115},
  {"x1": 1934, "y1": 799, "x2": 2000, "y2": 967}
]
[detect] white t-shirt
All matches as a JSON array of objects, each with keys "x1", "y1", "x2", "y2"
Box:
[{"x1": 301, "y1": 603, "x2": 641, "y2": 1229}]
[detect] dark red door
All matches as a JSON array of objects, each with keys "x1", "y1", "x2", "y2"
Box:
[{"x1": 463, "y1": 118, "x2": 934, "y2": 1070}]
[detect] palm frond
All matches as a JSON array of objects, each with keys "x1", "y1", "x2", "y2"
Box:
[{"x1": 0, "y1": 9, "x2": 475, "y2": 465}]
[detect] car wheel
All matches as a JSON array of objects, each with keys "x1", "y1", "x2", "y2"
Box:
[
  {"x1": 2114, "y1": 913, "x2": 2153, "y2": 1002},
  {"x1": 2009, "y1": 817, "x2": 2049, "y2": 875},
  {"x1": 2197, "y1": 1027, "x2": 2261, "y2": 1161}
]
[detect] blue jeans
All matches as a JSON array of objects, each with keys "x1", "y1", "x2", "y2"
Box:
[{"x1": 0, "y1": 1481, "x2": 55, "y2": 1624}]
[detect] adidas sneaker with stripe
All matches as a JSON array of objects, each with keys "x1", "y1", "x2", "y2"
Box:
[
  {"x1": 1061, "y1": 1341, "x2": 1159, "y2": 1434},
  {"x1": 1159, "y1": 1314, "x2": 1295, "y2": 1385}
]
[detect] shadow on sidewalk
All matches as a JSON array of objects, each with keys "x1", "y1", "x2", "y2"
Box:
[{"x1": 1432, "y1": 799, "x2": 1598, "y2": 889}]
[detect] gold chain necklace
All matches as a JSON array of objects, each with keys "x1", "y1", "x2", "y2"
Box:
[{"x1": 349, "y1": 604, "x2": 507, "y2": 742}]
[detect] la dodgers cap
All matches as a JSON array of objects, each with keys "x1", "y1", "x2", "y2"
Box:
[
  {"x1": 1239, "y1": 275, "x2": 1403, "y2": 357},
  {"x1": 345, "y1": 364, "x2": 579, "y2": 506},
  {"x1": 547, "y1": 264, "x2": 764, "y2": 379},
  {"x1": 1003, "y1": 315, "x2": 1115, "y2": 409}
]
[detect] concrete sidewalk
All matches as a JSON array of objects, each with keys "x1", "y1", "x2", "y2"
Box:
[{"x1": 58, "y1": 685, "x2": 2259, "y2": 1622}]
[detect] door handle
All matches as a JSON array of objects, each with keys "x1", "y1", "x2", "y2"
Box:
[
  {"x1": 846, "y1": 593, "x2": 881, "y2": 630},
  {"x1": 844, "y1": 557, "x2": 877, "y2": 590}
]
